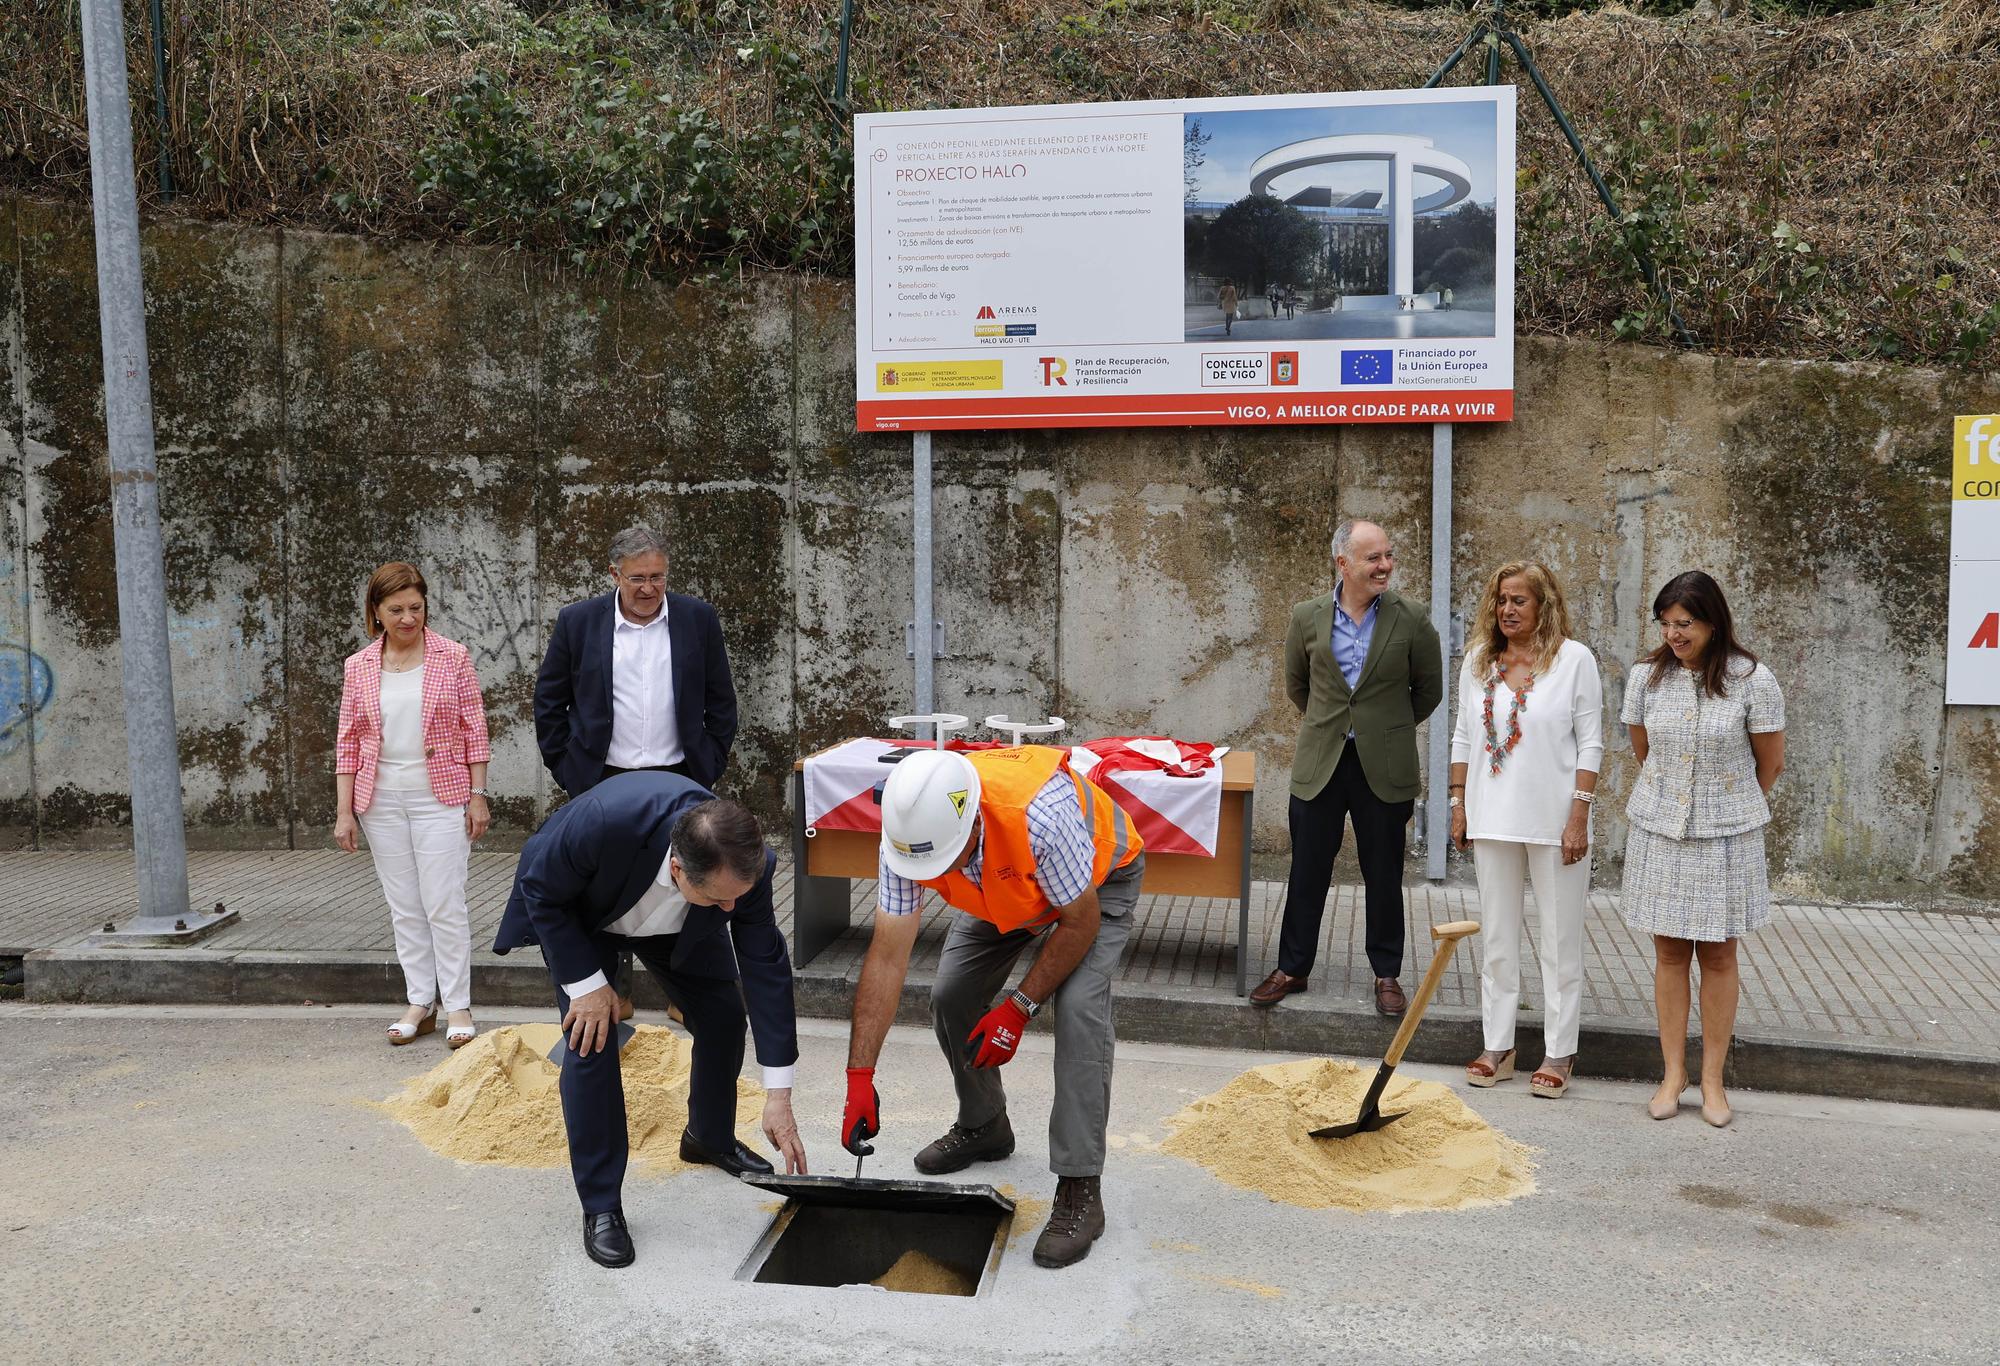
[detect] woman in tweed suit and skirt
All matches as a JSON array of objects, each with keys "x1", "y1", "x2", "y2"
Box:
[
  {"x1": 1620, "y1": 571, "x2": 1786, "y2": 1128},
  {"x1": 333, "y1": 562, "x2": 493, "y2": 1048}
]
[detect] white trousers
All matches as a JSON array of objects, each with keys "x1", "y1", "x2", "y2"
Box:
[
  {"x1": 1472, "y1": 839, "x2": 1589, "y2": 1056},
  {"x1": 360, "y1": 786, "x2": 473, "y2": 1012}
]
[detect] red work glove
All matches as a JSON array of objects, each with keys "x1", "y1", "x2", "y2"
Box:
[
  {"x1": 964, "y1": 994, "x2": 1032, "y2": 1069},
  {"x1": 842, "y1": 1067, "x2": 879, "y2": 1156}
]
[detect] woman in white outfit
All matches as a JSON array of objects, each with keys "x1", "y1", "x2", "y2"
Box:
[
  {"x1": 1449, "y1": 561, "x2": 1602, "y2": 1099},
  {"x1": 333, "y1": 562, "x2": 493, "y2": 1047}
]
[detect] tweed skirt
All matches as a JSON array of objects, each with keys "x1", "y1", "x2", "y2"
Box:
[{"x1": 1619, "y1": 824, "x2": 1771, "y2": 942}]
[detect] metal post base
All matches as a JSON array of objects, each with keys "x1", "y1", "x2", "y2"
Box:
[{"x1": 86, "y1": 906, "x2": 239, "y2": 948}]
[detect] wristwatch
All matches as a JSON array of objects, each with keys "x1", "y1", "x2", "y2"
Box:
[
  {"x1": 1448, "y1": 794, "x2": 1464, "y2": 809},
  {"x1": 469, "y1": 787, "x2": 488, "y2": 798},
  {"x1": 1008, "y1": 988, "x2": 1042, "y2": 1018}
]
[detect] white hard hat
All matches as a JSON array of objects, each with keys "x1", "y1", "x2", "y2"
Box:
[{"x1": 879, "y1": 749, "x2": 980, "y2": 881}]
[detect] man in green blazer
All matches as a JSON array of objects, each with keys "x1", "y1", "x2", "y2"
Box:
[{"x1": 1252, "y1": 519, "x2": 1445, "y2": 1016}]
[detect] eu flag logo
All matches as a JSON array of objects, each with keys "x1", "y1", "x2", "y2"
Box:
[{"x1": 1340, "y1": 349, "x2": 1394, "y2": 385}]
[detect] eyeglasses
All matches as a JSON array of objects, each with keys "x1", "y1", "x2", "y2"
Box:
[{"x1": 617, "y1": 573, "x2": 667, "y2": 588}]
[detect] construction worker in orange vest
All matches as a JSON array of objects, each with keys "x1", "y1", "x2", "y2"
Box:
[{"x1": 840, "y1": 745, "x2": 1144, "y2": 1269}]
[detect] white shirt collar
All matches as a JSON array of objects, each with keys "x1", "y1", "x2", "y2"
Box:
[
  {"x1": 655, "y1": 846, "x2": 677, "y2": 889},
  {"x1": 614, "y1": 597, "x2": 669, "y2": 632}
]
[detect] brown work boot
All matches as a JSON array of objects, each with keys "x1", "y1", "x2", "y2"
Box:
[
  {"x1": 914, "y1": 1112, "x2": 1015, "y2": 1175},
  {"x1": 1032, "y1": 1176, "x2": 1106, "y2": 1269}
]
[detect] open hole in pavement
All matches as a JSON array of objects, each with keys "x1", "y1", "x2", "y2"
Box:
[{"x1": 735, "y1": 1201, "x2": 1010, "y2": 1297}]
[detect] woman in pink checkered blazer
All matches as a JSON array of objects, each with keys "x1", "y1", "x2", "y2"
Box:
[{"x1": 333, "y1": 562, "x2": 493, "y2": 1048}]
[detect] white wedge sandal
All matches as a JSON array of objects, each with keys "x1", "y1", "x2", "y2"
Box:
[
  {"x1": 387, "y1": 1006, "x2": 437, "y2": 1046},
  {"x1": 446, "y1": 1014, "x2": 477, "y2": 1050}
]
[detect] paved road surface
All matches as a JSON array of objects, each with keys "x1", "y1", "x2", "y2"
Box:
[{"x1": 4, "y1": 1005, "x2": 1994, "y2": 1364}]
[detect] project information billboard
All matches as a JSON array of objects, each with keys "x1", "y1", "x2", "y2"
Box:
[{"x1": 854, "y1": 86, "x2": 1515, "y2": 432}]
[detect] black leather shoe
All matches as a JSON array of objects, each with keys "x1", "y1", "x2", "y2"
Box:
[
  {"x1": 678, "y1": 1129, "x2": 775, "y2": 1178},
  {"x1": 583, "y1": 1210, "x2": 634, "y2": 1268}
]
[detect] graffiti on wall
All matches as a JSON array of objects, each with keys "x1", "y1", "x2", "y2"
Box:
[{"x1": 0, "y1": 645, "x2": 55, "y2": 756}]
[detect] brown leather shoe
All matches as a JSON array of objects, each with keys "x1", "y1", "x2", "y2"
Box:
[
  {"x1": 1374, "y1": 976, "x2": 1407, "y2": 1017},
  {"x1": 1249, "y1": 969, "x2": 1308, "y2": 1007}
]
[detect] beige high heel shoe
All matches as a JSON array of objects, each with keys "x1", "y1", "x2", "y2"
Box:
[{"x1": 1648, "y1": 1077, "x2": 1691, "y2": 1120}]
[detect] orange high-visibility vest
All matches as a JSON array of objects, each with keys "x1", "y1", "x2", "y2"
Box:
[{"x1": 918, "y1": 745, "x2": 1143, "y2": 932}]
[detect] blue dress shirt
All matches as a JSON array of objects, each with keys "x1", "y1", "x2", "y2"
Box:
[{"x1": 1330, "y1": 582, "x2": 1379, "y2": 689}]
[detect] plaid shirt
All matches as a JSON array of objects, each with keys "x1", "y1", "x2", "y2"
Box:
[
  {"x1": 877, "y1": 771, "x2": 1097, "y2": 916},
  {"x1": 336, "y1": 628, "x2": 492, "y2": 813}
]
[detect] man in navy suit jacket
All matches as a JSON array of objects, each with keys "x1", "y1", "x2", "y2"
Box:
[
  {"x1": 533, "y1": 524, "x2": 737, "y2": 798},
  {"x1": 493, "y1": 772, "x2": 803, "y2": 1268}
]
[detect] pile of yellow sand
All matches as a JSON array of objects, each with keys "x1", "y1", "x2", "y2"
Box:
[
  {"x1": 1162, "y1": 1058, "x2": 1536, "y2": 1213},
  {"x1": 379, "y1": 1023, "x2": 763, "y2": 1171},
  {"x1": 863, "y1": 1249, "x2": 978, "y2": 1296}
]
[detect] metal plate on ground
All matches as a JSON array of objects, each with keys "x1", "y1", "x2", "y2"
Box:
[{"x1": 738, "y1": 1172, "x2": 1015, "y2": 1215}]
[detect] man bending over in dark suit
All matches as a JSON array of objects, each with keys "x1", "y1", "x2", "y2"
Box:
[{"x1": 493, "y1": 774, "x2": 804, "y2": 1269}]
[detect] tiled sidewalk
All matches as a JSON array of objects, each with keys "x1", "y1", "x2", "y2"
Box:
[{"x1": 3, "y1": 848, "x2": 1996, "y2": 1058}]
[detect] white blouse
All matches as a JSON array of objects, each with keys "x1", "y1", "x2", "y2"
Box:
[
  {"x1": 1450, "y1": 638, "x2": 1605, "y2": 845},
  {"x1": 375, "y1": 666, "x2": 428, "y2": 792}
]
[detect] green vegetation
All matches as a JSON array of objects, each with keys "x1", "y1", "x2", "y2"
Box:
[
  {"x1": 2, "y1": 0, "x2": 1994, "y2": 366},
  {"x1": 1196, "y1": 196, "x2": 1322, "y2": 295}
]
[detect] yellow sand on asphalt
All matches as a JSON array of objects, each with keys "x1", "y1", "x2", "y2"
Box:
[
  {"x1": 1162, "y1": 1058, "x2": 1537, "y2": 1213},
  {"x1": 378, "y1": 1023, "x2": 763, "y2": 1172}
]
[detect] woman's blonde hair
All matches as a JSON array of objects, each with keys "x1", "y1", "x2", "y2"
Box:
[
  {"x1": 1467, "y1": 561, "x2": 1571, "y2": 674},
  {"x1": 363, "y1": 562, "x2": 428, "y2": 639}
]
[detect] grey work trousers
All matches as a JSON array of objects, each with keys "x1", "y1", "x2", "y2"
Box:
[{"x1": 929, "y1": 854, "x2": 1143, "y2": 1178}]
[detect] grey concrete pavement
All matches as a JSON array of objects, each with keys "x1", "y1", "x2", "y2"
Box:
[
  {"x1": 2, "y1": 1005, "x2": 1995, "y2": 1365},
  {"x1": 7, "y1": 849, "x2": 1999, "y2": 1109}
]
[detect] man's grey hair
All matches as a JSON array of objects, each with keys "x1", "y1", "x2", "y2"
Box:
[
  {"x1": 607, "y1": 524, "x2": 668, "y2": 567},
  {"x1": 1331, "y1": 519, "x2": 1363, "y2": 564}
]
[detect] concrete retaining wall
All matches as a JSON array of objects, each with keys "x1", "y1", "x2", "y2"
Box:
[{"x1": 2, "y1": 195, "x2": 1995, "y2": 901}]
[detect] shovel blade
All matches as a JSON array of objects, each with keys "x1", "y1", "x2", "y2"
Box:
[{"x1": 1309, "y1": 1107, "x2": 1407, "y2": 1140}]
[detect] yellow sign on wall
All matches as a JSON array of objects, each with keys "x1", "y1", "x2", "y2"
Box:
[
  {"x1": 1948, "y1": 415, "x2": 2000, "y2": 705},
  {"x1": 1954, "y1": 415, "x2": 2000, "y2": 500},
  {"x1": 875, "y1": 361, "x2": 1004, "y2": 393}
]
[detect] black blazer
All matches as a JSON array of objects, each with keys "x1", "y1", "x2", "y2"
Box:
[
  {"x1": 492, "y1": 771, "x2": 797, "y2": 1072},
  {"x1": 533, "y1": 590, "x2": 737, "y2": 796}
]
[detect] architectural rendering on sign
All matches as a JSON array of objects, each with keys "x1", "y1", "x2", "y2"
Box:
[{"x1": 1183, "y1": 101, "x2": 1501, "y2": 343}]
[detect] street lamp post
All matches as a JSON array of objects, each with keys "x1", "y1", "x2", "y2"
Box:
[{"x1": 77, "y1": 0, "x2": 233, "y2": 945}]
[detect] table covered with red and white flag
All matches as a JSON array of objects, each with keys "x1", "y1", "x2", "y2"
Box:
[
  {"x1": 803, "y1": 736, "x2": 1231, "y2": 857},
  {"x1": 789, "y1": 738, "x2": 1261, "y2": 995}
]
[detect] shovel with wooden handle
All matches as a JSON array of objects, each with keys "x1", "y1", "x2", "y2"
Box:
[{"x1": 1310, "y1": 919, "x2": 1480, "y2": 1139}]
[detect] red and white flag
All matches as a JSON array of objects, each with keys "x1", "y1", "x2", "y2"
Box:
[
  {"x1": 802, "y1": 736, "x2": 1227, "y2": 858},
  {"x1": 1070, "y1": 737, "x2": 1226, "y2": 857}
]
